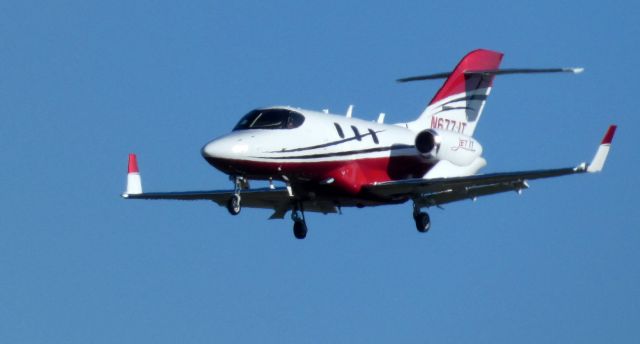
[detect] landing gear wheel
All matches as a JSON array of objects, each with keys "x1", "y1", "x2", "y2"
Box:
[
  {"x1": 226, "y1": 194, "x2": 241, "y2": 215},
  {"x1": 293, "y1": 220, "x2": 307, "y2": 239},
  {"x1": 414, "y1": 212, "x2": 430, "y2": 233}
]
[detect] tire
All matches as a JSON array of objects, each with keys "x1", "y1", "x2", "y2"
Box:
[
  {"x1": 226, "y1": 195, "x2": 241, "y2": 215},
  {"x1": 293, "y1": 220, "x2": 307, "y2": 239},
  {"x1": 414, "y1": 212, "x2": 430, "y2": 233}
]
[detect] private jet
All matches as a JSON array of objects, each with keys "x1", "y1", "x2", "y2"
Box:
[{"x1": 122, "y1": 49, "x2": 617, "y2": 239}]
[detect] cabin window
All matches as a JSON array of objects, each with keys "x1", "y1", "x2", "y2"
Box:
[
  {"x1": 334, "y1": 123, "x2": 345, "y2": 138},
  {"x1": 233, "y1": 109, "x2": 305, "y2": 131},
  {"x1": 368, "y1": 129, "x2": 379, "y2": 144},
  {"x1": 351, "y1": 126, "x2": 361, "y2": 141}
]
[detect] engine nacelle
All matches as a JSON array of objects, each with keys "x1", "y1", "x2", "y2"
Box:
[{"x1": 415, "y1": 129, "x2": 483, "y2": 166}]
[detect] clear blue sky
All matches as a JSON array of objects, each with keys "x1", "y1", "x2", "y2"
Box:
[{"x1": 1, "y1": 1, "x2": 638, "y2": 343}]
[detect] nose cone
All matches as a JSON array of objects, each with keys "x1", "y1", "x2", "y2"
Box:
[
  {"x1": 201, "y1": 134, "x2": 251, "y2": 172},
  {"x1": 201, "y1": 139, "x2": 226, "y2": 159}
]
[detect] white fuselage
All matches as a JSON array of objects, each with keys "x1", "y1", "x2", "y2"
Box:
[{"x1": 202, "y1": 106, "x2": 484, "y2": 195}]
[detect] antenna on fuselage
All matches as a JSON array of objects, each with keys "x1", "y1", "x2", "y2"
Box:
[
  {"x1": 322, "y1": 109, "x2": 330, "y2": 114},
  {"x1": 346, "y1": 105, "x2": 353, "y2": 118},
  {"x1": 377, "y1": 113, "x2": 385, "y2": 124}
]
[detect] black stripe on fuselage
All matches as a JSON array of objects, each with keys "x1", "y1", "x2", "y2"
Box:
[
  {"x1": 437, "y1": 106, "x2": 476, "y2": 113},
  {"x1": 440, "y1": 94, "x2": 487, "y2": 107},
  {"x1": 268, "y1": 130, "x2": 385, "y2": 153},
  {"x1": 253, "y1": 144, "x2": 415, "y2": 160}
]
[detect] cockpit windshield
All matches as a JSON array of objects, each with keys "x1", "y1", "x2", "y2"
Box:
[{"x1": 233, "y1": 109, "x2": 305, "y2": 131}]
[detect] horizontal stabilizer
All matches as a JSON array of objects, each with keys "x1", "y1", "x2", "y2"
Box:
[
  {"x1": 397, "y1": 67, "x2": 583, "y2": 83},
  {"x1": 397, "y1": 72, "x2": 452, "y2": 82}
]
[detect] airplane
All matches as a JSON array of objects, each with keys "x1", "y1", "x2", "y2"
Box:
[{"x1": 122, "y1": 49, "x2": 617, "y2": 239}]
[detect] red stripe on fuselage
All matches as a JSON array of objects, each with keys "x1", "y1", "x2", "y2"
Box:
[{"x1": 205, "y1": 155, "x2": 432, "y2": 195}]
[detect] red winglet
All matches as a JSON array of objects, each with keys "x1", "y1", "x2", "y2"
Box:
[
  {"x1": 128, "y1": 153, "x2": 139, "y2": 173},
  {"x1": 601, "y1": 125, "x2": 617, "y2": 144}
]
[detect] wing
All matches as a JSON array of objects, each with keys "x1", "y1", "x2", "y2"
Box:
[
  {"x1": 122, "y1": 155, "x2": 338, "y2": 219},
  {"x1": 123, "y1": 186, "x2": 339, "y2": 219},
  {"x1": 124, "y1": 186, "x2": 288, "y2": 206},
  {"x1": 365, "y1": 166, "x2": 579, "y2": 207},
  {"x1": 365, "y1": 125, "x2": 617, "y2": 207},
  {"x1": 122, "y1": 125, "x2": 615, "y2": 215}
]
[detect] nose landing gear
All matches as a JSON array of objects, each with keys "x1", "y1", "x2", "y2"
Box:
[{"x1": 226, "y1": 176, "x2": 247, "y2": 216}]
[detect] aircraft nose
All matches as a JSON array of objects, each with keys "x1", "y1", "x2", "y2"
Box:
[
  {"x1": 201, "y1": 136, "x2": 250, "y2": 160},
  {"x1": 201, "y1": 139, "x2": 223, "y2": 159}
]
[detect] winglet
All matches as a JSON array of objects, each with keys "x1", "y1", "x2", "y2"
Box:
[
  {"x1": 123, "y1": 153, "x2": 143, "y2": 197},
  {"x1": 587, "y1": 125, "x2": 617, "y2": 173},
  {"x1": 128, "y1": 153, "x2": 139, "y2": 173}
]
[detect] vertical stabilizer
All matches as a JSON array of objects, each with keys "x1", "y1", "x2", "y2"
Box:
[{"x1": 407, "y1": 49, "x2": 504, "y2": 136}]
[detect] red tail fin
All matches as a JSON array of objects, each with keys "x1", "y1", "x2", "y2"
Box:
[
  {"x1": 407, "y1": 49, "x2": 504, "y2": 136},
  {"x1": 430, "y1": 49, "x2": 504, "y2": 105}
]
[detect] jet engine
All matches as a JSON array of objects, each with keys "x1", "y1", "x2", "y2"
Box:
[{"x1": 414, "y1": 129, "x2": 483, "y2": 166}]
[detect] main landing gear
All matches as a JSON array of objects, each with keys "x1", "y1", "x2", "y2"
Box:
[
  {"x1": 291, "y1": 204, "x2": 308, "y2": 239},
  {"x1": 226, "y1": 176, "x2": 247, "y2": 216},
  {"x1": 227, "y1": 194, "x2": 241, "y2": 215},
  {"x1": 413, "y1": 204, "x2": 431, "y2": 233}
]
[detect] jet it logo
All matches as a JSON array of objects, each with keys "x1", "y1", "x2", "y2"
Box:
[{"x1": 451, "y1": 138, "x2": 475, "y2": 152}]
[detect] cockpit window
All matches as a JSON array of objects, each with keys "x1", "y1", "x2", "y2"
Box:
[{"x1": 233, "y1": 109, "x2": 305, "y2": 131}]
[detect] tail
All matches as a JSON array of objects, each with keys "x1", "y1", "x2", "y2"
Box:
[{"x1": 406, "y1": 49, "x2": 504, "y2": 136}]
